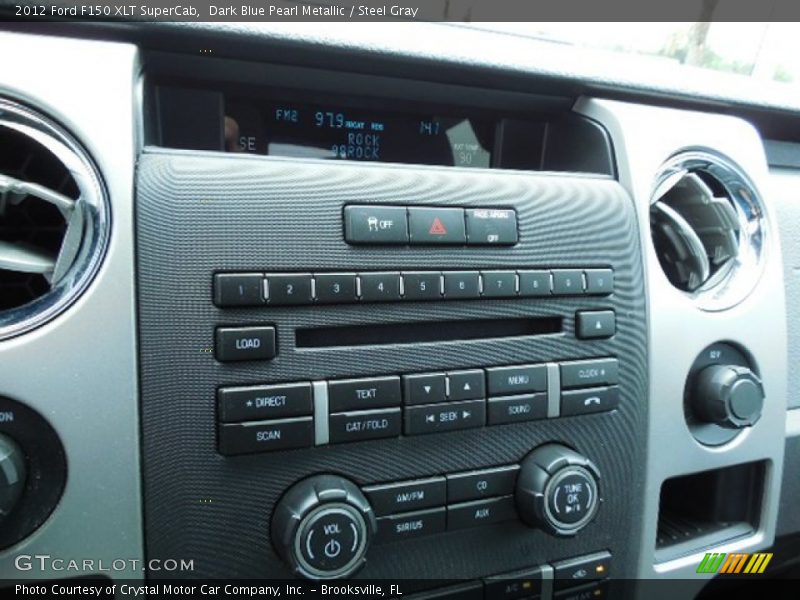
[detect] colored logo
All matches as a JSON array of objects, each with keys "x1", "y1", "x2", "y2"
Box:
[{"x1": 696, "y1": 552, "x2": 772, "y2": 574}]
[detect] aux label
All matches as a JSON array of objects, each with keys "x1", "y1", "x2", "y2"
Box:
[{"x1": 235, "y1": 338, "x2": 261, "y2": 350}]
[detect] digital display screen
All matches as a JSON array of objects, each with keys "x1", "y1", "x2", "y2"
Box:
[{"x1": 225, "y1": 100, "x2": 494, "y2": 168}]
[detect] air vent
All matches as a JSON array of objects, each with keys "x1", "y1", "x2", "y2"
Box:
[
  {"x1": 0, "y1": 99, "x2": 108, "y2": 339},
  {"x1": 650, "y1": 151, "x2": 766, "y2": 311}
]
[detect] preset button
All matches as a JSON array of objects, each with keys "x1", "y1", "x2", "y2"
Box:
[
  {"x1": 214, "y1": 273, "x2": 264, "y2": 307},
  {"x1": 315, "y1": 273, "x2": 358, "y2": 304}
]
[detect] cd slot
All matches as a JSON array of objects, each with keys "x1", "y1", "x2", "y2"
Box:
[{"x1": 295, "y1": 317, "x2": 562, "y2": 349}]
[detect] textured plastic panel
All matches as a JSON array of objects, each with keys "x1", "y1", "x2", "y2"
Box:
[{"x1": 136, "y1": 150, "x2": 647, "y2": 579}]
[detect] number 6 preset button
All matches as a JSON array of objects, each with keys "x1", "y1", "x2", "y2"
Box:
[{"x1": 443, "y1": 271, "x2": 481, "y2": 299}]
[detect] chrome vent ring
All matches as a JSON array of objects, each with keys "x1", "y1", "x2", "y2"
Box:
[
  {"x1": 650, "y1": 150, "x2": 766, "y2": 311},
  {"x1": 0, "y1": 99, "x2": 109, "y2": 339}
]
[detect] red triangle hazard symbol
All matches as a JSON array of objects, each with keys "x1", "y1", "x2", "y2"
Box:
[{"x1": 429, "y1": 217, "x2": 447, "y2": 235}]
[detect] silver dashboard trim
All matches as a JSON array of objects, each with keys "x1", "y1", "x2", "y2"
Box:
[
  {"x1": 577, "y1": 97, "x2": 788, "y2": 582},
  {"x1": 0, "y1": 32, "x2": 142, "y2": 580}
]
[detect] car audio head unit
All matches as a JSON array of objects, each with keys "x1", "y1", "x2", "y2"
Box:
[{"x1": 135, "y1": 143, "x2": 646, "y2": 589}]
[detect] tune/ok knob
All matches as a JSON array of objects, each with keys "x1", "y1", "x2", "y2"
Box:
[
  {"x1": 0, "y1": 434, "x2": 26, "y2": 522},
  {"x1": 271, "y1": 474, "x2": 376, "y2": 579},
  {"x1": 515, "y1": 444, "x2": 601, "y2": 536},
  {"x1": 692, "y1": 364, "x2": 764, "y2": 429}
]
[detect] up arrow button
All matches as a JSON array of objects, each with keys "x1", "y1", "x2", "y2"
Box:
[{"x1": 446, "y1": 370, "x2": 485, "y2": 401}]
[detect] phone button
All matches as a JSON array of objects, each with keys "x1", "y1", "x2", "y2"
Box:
[{"x1": 560, "y1": 386, "x2": 620, "y2": 417}]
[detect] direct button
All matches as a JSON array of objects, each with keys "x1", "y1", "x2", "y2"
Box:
[
  {"x1": 375, "y1": 507, "x2": 446, "y2": 544},
  {"x1": 328, "y1": 376, "x2": 402, "y2": 411},
  {"x1": 408, "y1": 207, "x2": 466, "y2": 245},
  {"x1": 363, "y1": 477, "x2": 446, "y2": 516},
  {"x1": 344, "y1": 205, "x2": 408, "y2": 244},
  {"x1": 486, "y1": 364, "x2": 547, "y2": 396},
  {"x1": 447, "y1": 465, "x2": 520, "y2": 503},
  {"x1": 465, "y1": 208, "x2": 518, "y2": 245},
  {"x1": 560, "y1": 358, "x2": 619, "y2": 389},
  {"x1": 329, "y1": 408, "x2": 401, "y2": 444},
  {"x1": 217, "y1": 417, "x2": 313, "y2": 455},
  {"x1": 215, "y1": 326, "x2": 276, "y2": 362},
  {"x1": 403, "y1": 373, "x2": 447, "y2": 404},
  {"x1": 561, "y1": 386, "x2": 620, "y2": 417},
  {"x1": 218, "y1": 382, "x2": 312, "y2": 422}
]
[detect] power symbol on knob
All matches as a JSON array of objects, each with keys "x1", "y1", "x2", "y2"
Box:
[
  {"x1": 272, "y1": 474, "x2": 376, "y2": 580},
  {"x1": 324, "y1": 539, "x2": 341, "y2": 559}
]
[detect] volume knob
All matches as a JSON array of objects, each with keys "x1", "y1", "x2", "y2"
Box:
[{"x1": 271, "y1": 474, "x2": 376, "y2": 580}]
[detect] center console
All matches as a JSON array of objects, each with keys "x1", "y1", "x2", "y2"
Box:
[{"x1": 135, "y1": 132, "x2": 648, "y2": 585}]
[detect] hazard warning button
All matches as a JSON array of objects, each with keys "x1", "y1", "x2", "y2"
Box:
[{"x1": 407, "y1": 207, "x2": 466, "y2": 245}]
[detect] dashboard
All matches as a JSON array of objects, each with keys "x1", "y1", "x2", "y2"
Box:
[{"x1": 0, "y1": 21, "x2": 799, "y2": 599}]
